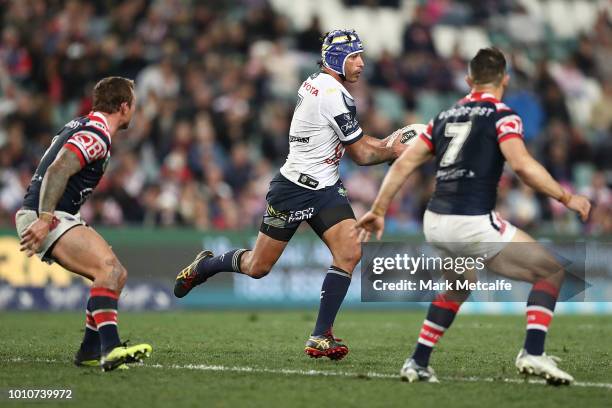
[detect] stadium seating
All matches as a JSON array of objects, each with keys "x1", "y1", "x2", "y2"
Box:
[{"x1": 0, "y1": 0, "x2": 609, "y2": 235}]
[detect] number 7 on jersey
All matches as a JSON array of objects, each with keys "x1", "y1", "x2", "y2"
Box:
[{"x1": 440, "y1": 121, "x2": 472, "y2": 168}]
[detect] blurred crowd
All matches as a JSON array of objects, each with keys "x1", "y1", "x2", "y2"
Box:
[{"x1": 0, "y1": 0, "x2": 610, "y2": 236}]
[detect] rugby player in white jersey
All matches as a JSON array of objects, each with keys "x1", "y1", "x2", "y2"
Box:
[
  {"x1": 174, "y1": 29, "x2": 406, "y2": 359},
  {"x1": 356, "y1": 48, "x2": 591, "y2": 384}
]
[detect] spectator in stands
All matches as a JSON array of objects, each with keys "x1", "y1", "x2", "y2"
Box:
[{"x1": 0, "y1": 0, "x2": 609, "y2": 236}]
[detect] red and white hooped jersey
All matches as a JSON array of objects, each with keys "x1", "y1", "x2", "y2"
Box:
[
  {"x1": 22, "y1": 111, "x2": 112, "y2": 214},
  {"x1": 421, "y1": 91, "x2": 524, "y2": 215}
]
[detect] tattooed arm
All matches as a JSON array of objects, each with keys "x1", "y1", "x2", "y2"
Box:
[
  {"x1": 39, "y1": 148, "x2": 83, "y2": 213},
  {"x1": 20, "y1": 148, "x2": 83, "y2": 256}
]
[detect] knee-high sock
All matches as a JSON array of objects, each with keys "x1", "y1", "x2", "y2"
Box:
[
  {"x1": 79, "y1": 297, "x2": 100, "y2": 354},
  {"x1": 411, "y1": 294, "x2": 461, "y2": 367},
  {"x1": 89, "y1": 287, "x2": 121, "y2": 353},
  {"x1": 195, "y1": 249, "x2": 248, "y2": 280},
  {"x1": 312, "y1": 266, "x2": 351, "y2": 336},
  {"x1": 524, "y1": 280, "x2": 559, "y2": 355}
]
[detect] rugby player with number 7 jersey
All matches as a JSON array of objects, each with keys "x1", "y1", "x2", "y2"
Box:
[
  {"x1": 356, "y1": 48, "x2": 591, "y2": 384},
  {"x1": 174, "y1": 29, "x2": 409, "y2": 360},
  {"x1": 16, "y1": 77, "x2": 152, "y2": 371}
]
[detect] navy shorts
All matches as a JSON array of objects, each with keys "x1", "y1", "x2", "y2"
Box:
[{"x1": 259, "y1": 173, "x2": 355, "y2": 241}]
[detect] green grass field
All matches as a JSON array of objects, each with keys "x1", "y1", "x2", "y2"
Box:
[{"x1": 0, "y1": 311, "x2": 610, "y2": 407}]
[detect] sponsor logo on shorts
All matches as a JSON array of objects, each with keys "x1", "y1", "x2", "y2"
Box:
[
  {"x1": 263, "y1": 204, "x2": 289, "y2": 228},
  {"x1": 338, "y1": 186, "x2": 347, "y2": 197},
  {"x1": 263, "y1": 204, "x2": 315, "y2": 227},
  {"x1": 287, "y1": 208, "x2": 314, "y2": 223}
]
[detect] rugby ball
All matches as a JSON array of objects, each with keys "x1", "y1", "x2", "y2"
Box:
[
  {"x1": 386, "y1": 123, "x2": 427, "y2": 165},
  {"x1": 386, "y1": 123, "x2": 427, "y2": 150},
  {"x1": 396, "y1": 123, "x2": 427, "y2": 146}
]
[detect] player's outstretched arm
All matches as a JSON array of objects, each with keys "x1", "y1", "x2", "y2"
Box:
[
  {"x1": 500, "y1": 138, "x2": 591, "y2": 221},
  {"x1": 20, "y1": 148, "x2": 83, "y2": 256},
  {"x1": 355, "y1": 138, "x2": 433, "y2": 240},
  {"x1": 344, "y1": 133, "x2": 405, "y2": 166}
]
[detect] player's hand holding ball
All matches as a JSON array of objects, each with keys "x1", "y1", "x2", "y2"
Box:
[{"x1": 386, "y1": 123, "x2": 427, "y2": 163}]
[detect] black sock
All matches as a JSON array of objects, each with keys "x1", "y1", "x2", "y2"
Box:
[
  {"x1": 412, "y1": 294, "x2": 460, "y2": 367},
  {"x1": 524, "y1": 281, "x2": 558, "y2": 355},
  {"x1": 312, "y1": 266, "x2": 351, "y2": 336},
  {"x1": 80, "y1": 298, "x2": 100, "y2": 354},
  {"x1": 90, "y1": 287, "x2": 121, "y2": 353},
  {"x1": 195, "y1": 249, "x2": 248, "y2": 280}
]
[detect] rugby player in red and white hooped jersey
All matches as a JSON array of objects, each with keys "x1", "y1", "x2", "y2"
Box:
[
  {"x1": 357, "y1": 48, "x2": 591, "y2": 385},
  {"x1": 174, "y1": 29, "x2": 410, "y2": 359},
  {"x1": 17, "y1": 77, "x2": 152, "y2": 371}
]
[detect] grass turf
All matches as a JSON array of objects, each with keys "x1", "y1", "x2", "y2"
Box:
[{"x1": 0, "y1": 311, "x2": 610, "y2": 407}]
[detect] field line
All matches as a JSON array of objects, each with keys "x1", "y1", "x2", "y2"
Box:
[
  {"x1": 149, "y1": 363, "x2": 612, "y2": 389},
  {"x1": 4, "y1": 358, "x2": 611, "y2": 389}
]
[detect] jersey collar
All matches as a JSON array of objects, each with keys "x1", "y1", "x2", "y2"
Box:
[
  {"x1": 320, "y1": 71, "x2": 352, "y2": 97},
  {"x1": 87, "y1": 111, "x2": 111, "y2": 138},
  {"x1": 88, "y1": 111, "x2": 110, "y2": 129},
  {"x1": 461, "y1": 91, "x2": 499, "y2": 104}
]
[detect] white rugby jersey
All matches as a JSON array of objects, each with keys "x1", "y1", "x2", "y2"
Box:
[{"x1": 279, "y1": 72, "x2": 363, "y2": 190}]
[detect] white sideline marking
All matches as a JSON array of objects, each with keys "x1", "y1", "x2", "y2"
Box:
[
  {"x1": 147, "y1": 363, "x2": 612, "y2": 390},
  {"x1": 148, "y1": 363, "x2": 396, "y2": 379},
  {"x1": 5, "y1": 358, "x2": 612, "y2": 389}
]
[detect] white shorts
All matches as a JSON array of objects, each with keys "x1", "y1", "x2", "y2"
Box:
[
  {"x1": 423, "y1": 209, "x2": 517, "y2": 259},
  {"x1": 15, "y1": 209, "x2": 87, "y2": 264}
]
